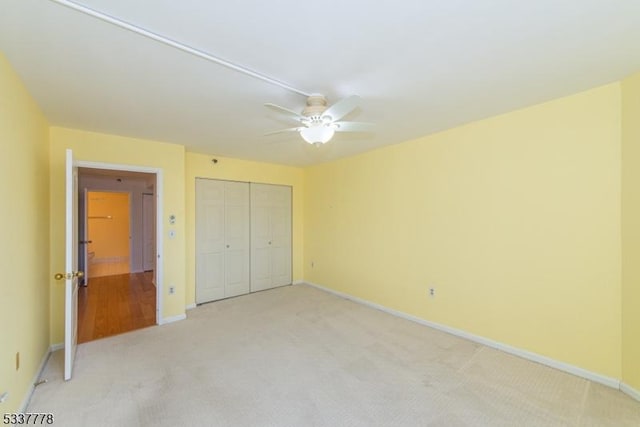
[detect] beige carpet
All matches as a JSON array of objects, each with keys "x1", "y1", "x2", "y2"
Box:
[{"x1": 28, "y1": 285, "x2": 640, "y2": 426}]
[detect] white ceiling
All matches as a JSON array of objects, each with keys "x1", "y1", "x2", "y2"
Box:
[{"x1": 1, "y1": 0, "x2": 639, "y2": 166}]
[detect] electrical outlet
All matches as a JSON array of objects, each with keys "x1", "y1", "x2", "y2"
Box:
[
  {"x1": 16, "y1": 352, "x2": 19, "y2": 371},
  {"x1": 0, "y1": 391, "x2": 8, "y2": 403},
  {"x1": 311, "y1": 261, "x2": 314, "y2": 268},
  {"x1": 169, "y1": 286, "x2": 175, "y2": 295},
  {"x1": 429, "y1": 287, "x2": 435, "y2": 297}
]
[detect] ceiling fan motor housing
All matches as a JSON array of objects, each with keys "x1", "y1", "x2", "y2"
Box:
[{"x1": 303, "y1": 94, "x2": 329, "y2": 118}]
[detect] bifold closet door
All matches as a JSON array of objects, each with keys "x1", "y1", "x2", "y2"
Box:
[
  {"x1": 251, "y1": 183, "x2": 292, "y2": 292},
  {"x1": 196, "y1": 179, "x2": 250, "y2": 304}
]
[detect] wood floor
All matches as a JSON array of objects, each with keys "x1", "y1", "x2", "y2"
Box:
[
  {"x1": 88, "y1": 258, "x2": 130, "y2": 278},
  {"x1": 78, "y1": 271, "x2": 156, "y2": 343}
]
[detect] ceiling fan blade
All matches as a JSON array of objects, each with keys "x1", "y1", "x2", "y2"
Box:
[
  {"x1": 265, "y1": 103, "x2": 305, "y2": 121},
  {"x1": 264, "y1": 127, "x2": 301, "y2": 136},
  {"x1": 322, "y1": 95, "x2": 361, "y2": 122},
  {"x1": 334, "y1": 121, "x2": 374, "y2": 132}
]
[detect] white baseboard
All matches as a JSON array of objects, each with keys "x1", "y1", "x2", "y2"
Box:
[
  {"x1": 292, "y1": 280, "x2": 305, "y2": 285},
  {"x1": 159, "y1": 313, "x2": 186, "y2": 325},
  {"x1": 49, "y1": 343, "x2": 64, "y2": 352},
  {"x1": 621, "y1": 382, "x2": 640, "y2": 402},
  {"x1": 300, "y1": 281, "x2": 621, "y2": 390},
  {"x1": 185, "y1": 303, "x2": 197, "y2": 310},
  {"x1": 18, "y1": 344, "x2": 59, "y2": 412}
]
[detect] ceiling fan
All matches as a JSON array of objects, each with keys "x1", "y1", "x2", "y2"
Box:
[{"x1": 265, "y1": 94, "x2": 373, "y2": 145}]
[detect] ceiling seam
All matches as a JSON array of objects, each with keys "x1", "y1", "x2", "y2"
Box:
[{"x1": 46, "y1": 0, "x2": 312, "y2": 97}]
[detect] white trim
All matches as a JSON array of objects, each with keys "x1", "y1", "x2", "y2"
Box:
[
  {"x1": 76, "y1": 161, "x2": 162, "y2": 175},
  {"x1": 621, "y1": 382, "x2": 640, "y2": 402},
  {"x1": 186, "y1": 303, "x2": 197, "y2": 310},
  {"x1": 159, "y1": 313, "x2": 186, "y2": 325},
  {"x1": 76, "y1": 160, "x2": 164, "y2": 325},
  {"x1": 300, "y1": 281, "x2": 621, "y2": 390},
  {"x1": 49, "y1": 343, "x2": 64, "y2": 352},
  {"x1": 155, "y1": 170, "x2": 164, "y2": 325},
  {"x1": 18, "y1": 345, "x2": 56, "y2": 412}
]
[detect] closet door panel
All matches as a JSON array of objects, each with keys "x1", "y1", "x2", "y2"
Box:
[
  {"x1": 271, "y1": 247, "x2": 291, "y2": 286},
  {"x1": 250, "y1": 183, "x2": 292, "y2": 291},
  {"x1": 196, "y1": 179, "x2": 226, "y2": 304},
  {"x1": 250, "y1": 185, "x2": 272, "y2": 292},
  {"x1": 196, "y1": 179, "x2": 249, "y2": 303},
  {"x1": 252, "y1": 206, "x2": 271, "y2": 246},
  {"x1": 202, "y1": 205, "x2": 224, "y2": 251},
  {"x1": 271, "y1": 206, "x2": 290, "y2": 247},
  {"x1": 224, "y1": 181, "x2": 250, "y2": 297},
  {"x1": 225, "y1": 251, "x2": 247, "y2": 297},
  {"x1": 251, "y1": 248, "x2": 272, "y2": 292},
  {"x1": 196, "y1": 252, "x2": 225, "y2": 303}
]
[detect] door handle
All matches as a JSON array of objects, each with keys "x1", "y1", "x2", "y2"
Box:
[{"x1": 54, "y1": 271, "x2": 84, "y2": 281}]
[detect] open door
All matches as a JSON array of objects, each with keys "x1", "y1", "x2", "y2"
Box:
[{"x1": 59, "y1": 149, "x2": 80, "y2": 381}]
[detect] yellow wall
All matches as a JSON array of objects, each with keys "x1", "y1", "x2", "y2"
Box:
[
  {"x1": 185, "y1": 152, "x2": 304, "y2": 306},
  {"x1": 87, "y1": 191, "x2": 130, "y2": 259},
  {"x1": 0, "y1": 53, "x2": 50, "y2": 412},
  {"x1": 49, "y1": 127, "x2": 186, "y2": 343},
  {"x1": 621, "y1": 71, "x2": 640, "y2": 391},
  {"x1": 304, "y1": 84, "x2": 622, "y2": 378}
]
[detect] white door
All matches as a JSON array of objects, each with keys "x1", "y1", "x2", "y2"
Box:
[
  {"x1": 142, "y1": 193, "x2": 155, "y2": 271},
  {"x1": 250, "y1": 201, "x2": 272, "y2": 292},
  {"x1": 270, "y1": 186, "x2": 292, "y2": 286},
  {"x1": 250, "y1": 184, "x2": 292, "y2": 292},
  {"x1": 64, "y1": 149, "x2": 79, "y2": 381},
  {"x1": 196, "y1": 179, "x2": 225, "y2": 303},
  {"x1": 195, "y1": 179, "x2": 250, "y2": 303},
  {"x1": 223, "y1": 182, "x2": 250, "y2": 298}
]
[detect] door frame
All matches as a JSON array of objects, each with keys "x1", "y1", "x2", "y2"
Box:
[{"x1": 75, "y1": 160, "x2": 164, "y2": 325}]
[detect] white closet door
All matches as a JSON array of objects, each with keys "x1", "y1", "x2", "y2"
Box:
[
  {"x1": 270, "y1": 185, "x2": 292, "y2": 286},
  {"x1": 223, "y1": 181, "x2": 250, "y2": 298},
  {"x1": 196, "y1": 179, "x2": 226, "y2": 303},
  {"x1": 196, "y1": 179, "x2": 250, "y2": 303},
  {"x1": 250, "y1": 183, "x2": 292, "y2": 292},
  {"x1": 251, "y1": 202, "x2": 272, "y2": 292}
]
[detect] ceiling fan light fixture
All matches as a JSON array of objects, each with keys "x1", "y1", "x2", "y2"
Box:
[{"x1": 300, "y1": 126, "x2": 335, "y2": 145}]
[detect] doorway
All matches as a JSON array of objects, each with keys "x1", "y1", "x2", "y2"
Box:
[{"x1": 77, "y1": 167, "x2": 158, "y2": 342}]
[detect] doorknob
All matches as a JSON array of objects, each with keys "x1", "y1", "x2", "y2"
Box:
[{"x1": 54, "y1": 271, "x2": 84, "y2": 281}]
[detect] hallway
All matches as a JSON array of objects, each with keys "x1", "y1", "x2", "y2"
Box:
[{"x1": 77, "y1": 271, "x2": 156, "y2": 343}]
